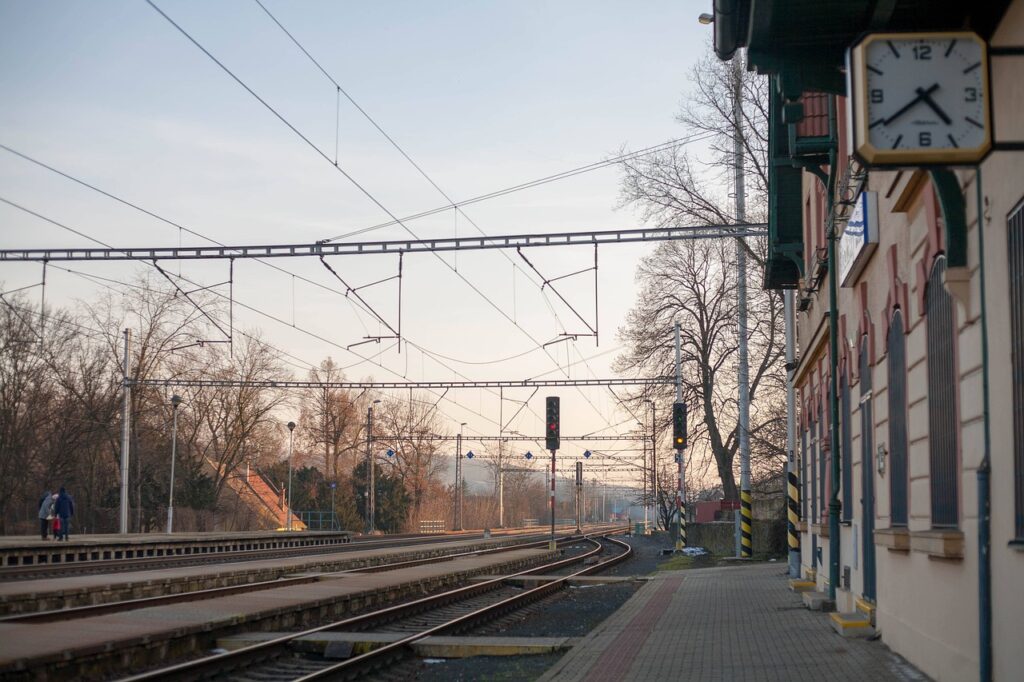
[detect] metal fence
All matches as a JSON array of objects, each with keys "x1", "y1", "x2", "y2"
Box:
[
  {"x1": 296, "y1": 511, "x2": 340, "y2": 531},
  {"x1": 419, "y1": 520, "x2": 446, "y2": 534}
]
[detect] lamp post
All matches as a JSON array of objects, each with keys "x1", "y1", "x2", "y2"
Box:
[
  {"x1": 166, "y1": 394, "x2": 182, "y2": 534},
  {"x1": 643, "y1": 399, "x2": 657, "y2": 530},
  {"x1": 286, "y1": 421, "x2": 296, "y2": 531}
]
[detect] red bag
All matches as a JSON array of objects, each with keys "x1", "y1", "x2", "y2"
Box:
[{"x1": 53, "y1": 517, "x2": 60, "y2": 532}]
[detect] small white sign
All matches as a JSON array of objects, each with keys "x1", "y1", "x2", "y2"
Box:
[{"x1": 839, "y1": 191, "x2": 879, "y2": 287}]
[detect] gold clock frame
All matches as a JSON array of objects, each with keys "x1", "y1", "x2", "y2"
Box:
[{"x1": 849, "y1": 31, "x2": 992, "y2": 166}]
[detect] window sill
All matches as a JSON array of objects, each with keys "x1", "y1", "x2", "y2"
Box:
[
  {"x1": 874, "y1": 527, "x2": 910, "y2": 552},
  {"x1": 1007, "y1": 539, "x2": 1024, "y2": 551},
  {"x1": 910, "y1": 529, "x2": 964, "y2": 559},
  {"x1": 811, "y1": 523, "x2": 830, "y2": 538}
]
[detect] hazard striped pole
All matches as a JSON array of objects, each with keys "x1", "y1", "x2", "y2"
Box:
[
  {"x1": 733, "y1": 52, "x2": 753, "y2": 560},
  {"x1": 674, "y1": 323, "x2": 686, "y2": 551},
  {"x1": 784, "y1": 290, "x2": 800, "y2": 577}
]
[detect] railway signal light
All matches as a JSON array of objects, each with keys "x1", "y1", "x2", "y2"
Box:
[
  {"x1": 545, "y1": 396, "x2": 560, "y2": 451},
  {"x1": 673, "y1": 402, "x2": 687, "y2": 449}
]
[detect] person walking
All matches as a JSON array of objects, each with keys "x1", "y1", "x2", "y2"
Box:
[
  {"x1": 54, "y1": 487, "x2": 74, "y2": 541},
  {"x1": 37, "y1": 491, "x2": 54, "y2": 540}
]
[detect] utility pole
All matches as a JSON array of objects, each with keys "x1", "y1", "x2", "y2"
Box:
[
  {"x1": 456, "y1": 422, "x2": 466, "y2": 531},
  {"x1": 733, "y1": 50, "x2": 753, "y2": 559},
  {"x1": 119, "y1": 328, "x2": 131, "y2": 535},
  {"x1": 365, "y1": 404, "x2": 376, "y2": 534},
  {"x1": 651, "y1": 402, "x2": 657, "y2": 529},
  {"x1": 498, "y1": 438, "x2": 504, "y2": 528},
  {"x1": 286, "y1": 421, "x2": 296, "y2": 531},
  {"x1": 575, "y1": 461, "x2": 583, "y2": 533},
  {"x1": 167, "y1": 394, "x2": 181, "y2": 534},
  {"x1": 785, "y1": 290, "x2": 801, "y2": 577}
]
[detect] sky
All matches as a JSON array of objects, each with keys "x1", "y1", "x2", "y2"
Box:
[{"x1": 0, "y1": 0, "x2": 715, "y2": 489}]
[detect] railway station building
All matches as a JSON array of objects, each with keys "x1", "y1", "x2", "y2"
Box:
[{"x1": 711, "y1": 1, "x2": 1024, "y2": 680}]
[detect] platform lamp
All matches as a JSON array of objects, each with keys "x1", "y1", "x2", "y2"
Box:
[
  {"x1": 286, "y1": 421, "x2": 296, "y2": 531},
  {"x1": 166, "y1": 394, "x2": 182, "y2": 534}
]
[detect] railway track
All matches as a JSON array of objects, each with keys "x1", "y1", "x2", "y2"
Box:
[
  {"x1": 120, "y1": 532, "x2": 631, "y2": 682},
  {"x1": 0, "y1": 533, "x2": 590, "y2": 624},
  {"x1": 0, "y1": 524, "x2": 603, "y2": 581}
]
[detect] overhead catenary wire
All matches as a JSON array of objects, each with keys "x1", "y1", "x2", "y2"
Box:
[{"x1": 144, "y1": 1, "x2": 630, "y2": 441}]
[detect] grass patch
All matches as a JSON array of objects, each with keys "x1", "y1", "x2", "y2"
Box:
[{"x1": 656, "y1": 554, "x2": 696, "y2": 571}]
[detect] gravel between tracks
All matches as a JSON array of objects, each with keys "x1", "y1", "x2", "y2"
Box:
[{"x1": 403, "y1": 531, "x2": 682, "y2": 682}]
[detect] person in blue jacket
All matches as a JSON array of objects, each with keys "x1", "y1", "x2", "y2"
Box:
[{"x1": 54, "y1": 487, "x2": 74, "y2": 541}]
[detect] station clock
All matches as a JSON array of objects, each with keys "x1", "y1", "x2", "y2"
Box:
[{"x1": 849, "y1": 31, "x2": 991, "y2": 165}]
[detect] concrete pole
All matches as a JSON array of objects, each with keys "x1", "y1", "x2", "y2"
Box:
[
  {"x1": 365, "y1": 406, "x2": 373, "y2": 534},
  {"x1": 498, "y1": 439, "x2": 504, "y2": 528},
  {"x1": 166, "y1": 396, "x2": 181, "y2": 534},
  {"x1": 785, "y1": 290, "x2": 801, "y2": 577},
  {"x1": 452, "y1": 428, "x2": 460, "y2": 528},
  {"x1": 733, "y1": 50, "x2": 753, "y2": 559},
  {"x1": 119, "y1": 328, "x2": 131, "y2": 535},
  {"x1": 651, "y1": 403, "x2": 657, "y2": 530},
  {"x1": 286, "y1": 421, "x2": 295, "y2": 531}
]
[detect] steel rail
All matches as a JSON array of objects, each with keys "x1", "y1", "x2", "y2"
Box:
[
  {"x1": 119, "y1": 530, "x2": 629, "y2": 681},
  {"x1": 0, "y1": 525, "x2": 580, "y2": 582},
  {"x1": 301, "y1": 534, "x2": 633, "y2": 681},
  {"x1": 1, "y1": 225, "x2": 767, "y2": 262},
  {"x1": 0, "y1": 532, "x2": 589, "y2": 624}
]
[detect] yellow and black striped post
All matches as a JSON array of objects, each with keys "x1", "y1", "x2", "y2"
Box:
[
  {"x1": 740, "y1": 489, "x2": 753, "y2": 557},
  {"x1": 787, "y1": 470, "x2": 801, "y2": 556}
]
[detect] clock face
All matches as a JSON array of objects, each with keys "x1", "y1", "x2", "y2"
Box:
[{"x1": 853, "y1": 32, "x2": 990, "y2": 164}]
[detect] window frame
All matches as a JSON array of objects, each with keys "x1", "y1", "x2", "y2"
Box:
[{"x1": 888, "y1": 309, "x2": 909, "y2": 527}]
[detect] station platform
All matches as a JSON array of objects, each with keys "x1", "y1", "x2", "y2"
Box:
[
  {"x1": 0, "y1": 545, "x2": 556, "y2": 679},
  {"x1": 538, "y1": 562, "x2": 924, "y2": 682},
  {"x1": 0, "y1": 533, "x2": 549, "y2": 615},
  {"x1": 0, "y1": 530, "x2": 352, "y2": 568}
]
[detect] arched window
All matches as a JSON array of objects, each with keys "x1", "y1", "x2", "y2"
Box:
[
  {"x1": 888, "y1": 310, "x2": 909, "y2": 526},
  {"x1": 926, "y1": 257, "x2": 959, "y2": 527}
]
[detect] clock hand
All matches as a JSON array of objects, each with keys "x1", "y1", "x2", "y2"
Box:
[
  {"x1": 883, "y1": 83, "x2": 940, "y2": 125},
  {"x1": 916, "y1": 86, "x2": 952, "y2": 125}
]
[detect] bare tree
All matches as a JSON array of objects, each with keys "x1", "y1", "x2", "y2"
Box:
[
  {"x1": 615, "y1": 49, "x2": 785, "y2": 501},
  {"x1": 375, "y1": 392, "x2": 448, "y2": 528}
]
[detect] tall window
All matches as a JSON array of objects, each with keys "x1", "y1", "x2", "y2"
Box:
[
  {"x1": 841, "y1": 371, "x2": 853, "y2": 522},
  {"x1": 1007, "y1": 199, "x2": 1024, "y2": 538},
  {"x1": 888, "y1": 310, "x2": 909, "y2": 526},
  {"x1": 801, "y1": 428, "x2": 809, "y2": 520},
  {"x1": 926, "y1": 257, "x2": 959, "y2": 527},
  {"x1": 819, "y1": 400, "x2": 827, "y2": 522}
]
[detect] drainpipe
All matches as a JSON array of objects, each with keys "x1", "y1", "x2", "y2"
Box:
[
  {"x1": 974, "y1": 167, "x2": 992, "y2": 682},
  {"x1": 826, "y1": 96, "x2": 841, "y2": 602}
]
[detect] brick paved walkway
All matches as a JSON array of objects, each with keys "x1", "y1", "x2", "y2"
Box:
[{"x1": 539, "y1": 563, "x2": 929, "y2": 682}]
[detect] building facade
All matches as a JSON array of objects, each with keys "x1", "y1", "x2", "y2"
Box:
[{"x1": 712, "y1": 2, "x2": 1023, "y2": 681}]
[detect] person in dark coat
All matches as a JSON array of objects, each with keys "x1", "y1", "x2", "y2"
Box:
[
  {"x1": 37, "y1": 491, "x2": 54, "y2": 540},
  {"x1": 54, "y1": 487, "x2": 74, "y2": 541}
]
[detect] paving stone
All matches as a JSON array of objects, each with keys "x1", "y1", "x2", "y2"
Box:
[{"x1": 539, "y1": 563, "x2": 927, "y2": 682}]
